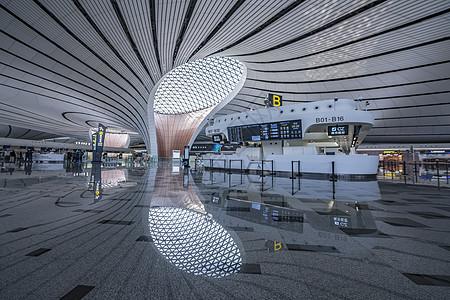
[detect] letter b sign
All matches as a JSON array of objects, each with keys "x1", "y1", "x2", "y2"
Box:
[{"x1": 268, "y1": 93, "x2": 282, "y2": 107}]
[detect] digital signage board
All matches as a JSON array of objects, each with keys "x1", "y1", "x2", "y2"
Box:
[
  {"x1": 212, "y1": 135, "x2": 222, "y2": 142},
  {"x1": 227, "y1": 119, "x2": 302, "y2": 143},
  {"x1": 242, "y1": 124, "x2": 261, "y2": 142},
  {"x1": 328, "y1": 125, "x2": 349, "y2": 136}
]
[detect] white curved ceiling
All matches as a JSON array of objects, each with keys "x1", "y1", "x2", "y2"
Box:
[{"x1": 0, "y1": 0, "x2": 449, "y2": 145}]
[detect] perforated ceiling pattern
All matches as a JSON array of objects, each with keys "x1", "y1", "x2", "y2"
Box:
[{"x1": 154, "y1": 57, "x2": 243, "y2": 115}]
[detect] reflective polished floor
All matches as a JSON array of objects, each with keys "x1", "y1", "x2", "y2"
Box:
[{"x1": 1, "y1": 161, "x2": 450, "y2": 299}]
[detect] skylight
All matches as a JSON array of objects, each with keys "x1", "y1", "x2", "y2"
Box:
[{"x1": 154, "y1": 57, "x2": 243, "y2": 115}]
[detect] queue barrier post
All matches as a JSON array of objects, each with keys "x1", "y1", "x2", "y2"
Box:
[
  {"x1": 446, "y1": 163, "x2": 449, "y2": 184},
  {"x1": 436, "y1": 160, "x2": 440, "y2": 190}
]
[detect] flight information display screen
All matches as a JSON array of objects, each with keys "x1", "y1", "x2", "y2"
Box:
[
  {"x1": 242, "y1": 124, "x2": 261, "y2": 142},
  {"x1": 227, "y1": 119, "x2": 302, "y2": 142}
]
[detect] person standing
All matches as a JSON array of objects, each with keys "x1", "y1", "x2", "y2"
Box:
[
  {"x1": 10, "y1": 150, "x2": 16, "y2": 163},
  {"x1": 25, "y1": 162, "x2": 32, "y2": 175},
  {"x1": 25, "y1": 148, "x2": 33, "y2": 162},
  {"x1": 18, "y1": 152, "x2": 24, "y2": 167}
]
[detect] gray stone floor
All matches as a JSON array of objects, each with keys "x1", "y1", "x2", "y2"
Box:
[{"x1": 1, "y1": 164, "x2": 449, "y2": 299}]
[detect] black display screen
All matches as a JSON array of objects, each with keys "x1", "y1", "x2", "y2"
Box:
[
  {"x1": 268, "y1": 122, "x2": 280, "y2": 140},
  {"x1": 211, "y1": 196, "x2": 221, "y2": 204},
  {"x1": 260, "y1": 123, "x2": 270, "y2": 140},
  {"x1": 331, "y1": 216, "x2": 351, "y2": 228},
  {"x1": 279, "y1": 122, "x2": 290, "y2": 139},
  {"x1": 228, "y1": 119, "x2": 302, "y2": 142},
  {"x1": 328, "y1": 125, "x2": 349, "y2": 136},
  {"x1": 227, "y1": 127, "x2": 238, "y2": 143},
  {"x1": 242, "y1": 124, "x2": 261, "y2": 142},
  {"x1": 290, "y1": 120, "x2": 302, "y2": 138}
]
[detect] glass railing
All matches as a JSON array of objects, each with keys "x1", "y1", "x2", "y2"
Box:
[{"x1": 377, "y1": 161, "x2": 450, "y2": 189}]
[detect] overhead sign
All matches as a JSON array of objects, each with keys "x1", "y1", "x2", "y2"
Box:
[
  {"x1": 331, "y1": 216, "x2": 351, "y2": 228},
  {"x1": 228, "y1": 119, "x2": 302, "y2": 143},
  {"x1": 211, "y1": 196, "x2": 221, "y2": 204},
  {"x1": 265, "y1": 93, "x2": 282, "y2": 107},
  {"x1": 220, "y1": 144, "x2": 241, "y2": 152},
  {"x1": 93, "y1": 123, "x2": 107, "y2": 162},
  {"x1": 92, "y1": 132, "x2": 97, "y2": 153},
  {"x1": 212, "y1": 135, "x2": 222, "y2": 142},
  {"x1": 328, "y1": 125, "x2": 348, "y2": 136},
  {"x1": 97, "y1": 123, "x2": 106, "y2": 149},
  {"x1": 191, "y1": 144, "x2": 220, "y2": 152}
]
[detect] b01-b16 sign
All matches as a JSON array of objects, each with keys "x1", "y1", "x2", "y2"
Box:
[{"x1": 328, "y1": 125, "x2": 348, "y2": 136}]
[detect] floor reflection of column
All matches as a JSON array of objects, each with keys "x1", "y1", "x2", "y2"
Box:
[
  {"x1": 150, "y1": 166, "x2": 206, "y2": 213},
  {"x1": 148, "y1": 164, "x2": 243, "y2": 278}
]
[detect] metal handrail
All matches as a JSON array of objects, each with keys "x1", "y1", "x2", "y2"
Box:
[{"x1": 228, "y1": 159, "x2": 243, "y2": 174}]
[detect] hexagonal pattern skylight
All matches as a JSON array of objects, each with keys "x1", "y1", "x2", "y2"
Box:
[
  {"x1": 148, "y1": 206, "x2": 242, "y2": 278},
  {"x1": 154, "y1": 57, "x2": 244, "y2": 115}
]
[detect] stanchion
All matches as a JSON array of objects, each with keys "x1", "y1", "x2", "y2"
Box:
[
  {"x1": 414, "y1": 162, "x2": 418, "y2": 183},
  {"x1": 332, "y1": 180, "x2": 335, "y2": 200},
  {"x1": 290, "y1": 161, "x2": 295, "y2": 179},
  {"x1": 210, "y1": 158, "x2": 227, "y2": 172},
  {"x1": 403, "y1": 161, "x2": 407, "y2": 185},
  {"x1": 229, "y1": 159, "x2": 243, "y2": 174},
  {"x1": 261, "y1": 160, "x2": 274, "y2": 177},
  {"x1": 436, "y1": 160, "x2": 440, "y2": 190},
  {"x1": 331, "y1": 161, "x2": 336, "y2": 182},
  {"x1": 332, "y1": 161, "x2": 335, "y2": 181},
  {"x1": 446, "y1": 163, "x2": 449, "y2": 184},
  {"x1": 290, "y1": 161, "x2": 301, "y2": 195},
  {"x1": 392, "y1": 162, "x2": 394, "y2": 181},
  {"x1": 271, "y1": 160, "x2": 274, "y2": 176},
  {"x1": 271, "y1": 168, "x2": 274, "y2": 187},
  {"x1": 290, "y1": 160, "x2": 301, "y2": 178},
  {"x1": 291, "y1": 177, "x2": 294, "y2": 195},
  {"x1": 331, "y1": 161, "x2": 336, "y2": 199}
]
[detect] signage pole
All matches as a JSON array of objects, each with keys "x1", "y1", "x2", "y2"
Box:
[
  {"x1": 91, "y1": 123, "x2": 106, "y2": 201},
  {"x1": 93, "y1": 124, "x2": 107, "y2": 162}
]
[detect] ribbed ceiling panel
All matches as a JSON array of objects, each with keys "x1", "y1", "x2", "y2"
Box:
[{"x1": 0, "y1": 0, "x2": 448, "y2": 145}]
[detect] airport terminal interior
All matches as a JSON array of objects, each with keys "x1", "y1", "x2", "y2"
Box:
[{"x1": 0, "y1": 1, "x2": 449, "y2": 299}]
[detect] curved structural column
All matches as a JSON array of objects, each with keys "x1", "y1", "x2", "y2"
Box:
[
  {"x1": 148, "y1": 57, "x2": 245, "y2": 158},
  {"x1": 154, "y1": 109, "x2": 212, "y2": 157}
]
